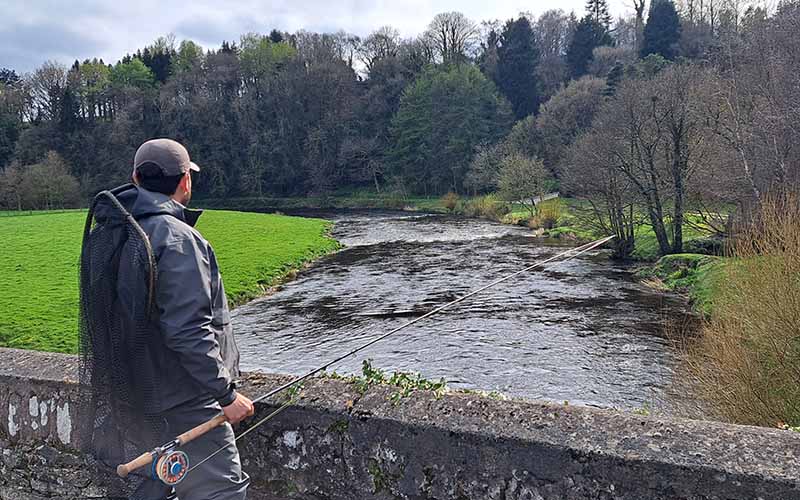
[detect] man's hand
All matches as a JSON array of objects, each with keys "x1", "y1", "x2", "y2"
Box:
[{"x1": 222, "y1": 393, "x2": 255, "y2": 424}]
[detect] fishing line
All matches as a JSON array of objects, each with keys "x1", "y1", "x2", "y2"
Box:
[
  {"x1": 188, "y1": 234, "x2": 615, "y2": 473},
  {"x1": 118, "y1": 234, "x2": 615, "y2": 483}
]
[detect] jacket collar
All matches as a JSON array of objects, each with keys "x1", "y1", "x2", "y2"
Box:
[{"x1": 130, "y1": 186, "x2": 203, "y2": 227}]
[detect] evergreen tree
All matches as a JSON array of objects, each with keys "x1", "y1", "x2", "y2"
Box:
[
  {"x1": 566, "y1": 16, "x2": 613, "y2": 79},
  {"x1": 586, "y1": 0, "x2": 612, "y2": 27},
  {"x1": 269, "y1": 29, "x2": 284, "y2": 43},
  {"x1": 496, "y1": 17, "x2": 540, "y2": 119},
  {"x1": 641, "y1": 0, "x2": 681, "y2": 59},
  {"x1": 603, "y1": 61, "x2": 624, "y2": 98}
]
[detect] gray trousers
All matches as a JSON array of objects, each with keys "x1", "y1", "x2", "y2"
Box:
[{"x1": 133, "y1": 397, "x2": 249, "y2": 500}]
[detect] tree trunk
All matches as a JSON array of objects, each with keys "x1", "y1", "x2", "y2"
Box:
[{"x1": 672, "y1": 145, "x2": 685, "y2": 254}]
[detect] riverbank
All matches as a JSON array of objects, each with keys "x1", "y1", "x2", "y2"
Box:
[
  {"x1": 636, "y1": 253, "x2": 726, "y2": 315},
  {"x1": 200, "y1": 193, "x2": 717, "y2": 263},
  {"x1": 0, "y1": 209, "x2": 339, "y2": 353}
]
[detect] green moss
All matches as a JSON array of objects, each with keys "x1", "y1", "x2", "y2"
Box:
[
  {"x1": 367, "y1": 459, "x2": 388, "y2": 494},
  {"x1": 0, "y1": 209, "x2": 339, "y2": 353},
  {"x1": 327, "y1": 419, "x2": 350, "y2": 435}
]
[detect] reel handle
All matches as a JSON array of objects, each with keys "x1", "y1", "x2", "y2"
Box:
[
  {"x1": 178, "y1": 414, "x2": 228, "y2": 446},
  {"x1": 117, "y1": 451, "x2": 154, "y2": 478}
]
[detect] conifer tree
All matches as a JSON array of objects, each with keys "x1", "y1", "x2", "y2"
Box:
[
  {"x1": 603, "y1": 61, "x2": 624, "y2": 98},
  {"x1": 641, "y1": 0, "x2": 681, "y2": 59},
  {"x1": 586, "y1": 0, "x2": 612, "y2": 27},
  {"x1": 496, "y1": 17, "x2": 541, "y2": 118},
  {"x1": 566, "y1": 16, "x2": 613, "y2": 79}
]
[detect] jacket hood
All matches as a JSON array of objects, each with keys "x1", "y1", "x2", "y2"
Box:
[{"x1": 92, "y1": 184, "x2": 202, "y2": 227}]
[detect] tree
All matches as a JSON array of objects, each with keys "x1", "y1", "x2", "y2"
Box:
[
  {"x1": 642, "y1": 0, "x2": 682, "y2": 59},
  {"x1": 535, "y1": 10, "x2": 574, "y2": 101},
  {"x1": 496, "y1": 17, "x2": 540, "y2": 119},
  {"x1": 476, "y1": 22, "x2": 501, "y2": 82},
  {"x1": 174, "y1": 40, "x2": 204, "y2": 74},
  {"x1": 589, "y1": 45, "x2": 635, "y2": 76},
  {"x1": 498, "y1": 153, "x2": 550, "y2": 217},
  {"x1": 534, "y1": 76, "x2": 606, "y2": 175},
  {"x1": 566, "y1": 16, "x2": 613, "y2": 79},
  {"x1": 358, "y1": 26, "x2": 401, "y2": 74},
  {"x1": 424, "y1": 12, "x2": 479, "y2": 63},
  {"x1": 387, "y1": 64, "x2": 513, "y2": 194},
  {"x1": 562, "y1": 64, "x2": 715, "y2": 256},
  {"x1": 5, "y1": 151, "x2": 81, "y2": 210},
  {"x1": 0, "y1": 71, "x2": 24, "y2": 169},
  {"x1": 110, "y1": 59, "x2": 155, "y2": 89},
  {"x1": 465, "y1": 142, "x2": 510, "y2": 193},
  {"x1": 139, "y1": 36, "x2": 175, "y2": 83},
  {"x1": 27, "y1": 61, "x2": 68, "y2": 121},
  {"x1": 586, "y1": 0, "x2": 612, "y2": 27},
  {"x1": 565, "y1": 130, "x2": 638, "y2": 258}
]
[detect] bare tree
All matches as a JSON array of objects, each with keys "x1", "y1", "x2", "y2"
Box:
[
  {"x1": 26, "y1": 61, "x2": 68, "y2": 120},
  {"x1": 424, "y1": 12, "x2": 479, "y2": 63},
  {"x1": 563, "y1": 64, "x2": 715, "y2": 256},
  {"x1": 535, "y1": 9, "x2": 574, "y2": 99},
  {"x1": 358, "y1": 26, "x2": 401, "y2": 74}
]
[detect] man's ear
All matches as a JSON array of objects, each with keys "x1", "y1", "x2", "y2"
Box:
[
  {"x1": 132, "y1": 170, "x2": 140, "y2": 185},
  {"x1": 180, "y1": 172, "x2": 191, "y2": 193}
]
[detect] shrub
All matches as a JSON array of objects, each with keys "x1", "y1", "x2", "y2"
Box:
[
  {"x1": 686, "y1": 192, "x2": 800, "y2": 427},
  {"x1": 441, "y1": 192, "x2": 460, "y2": 213},
  {"x1": 528, "y1": 198, "x2": 563, "y2": 229},
  {"x1": 463, "y1": 194, "x2": 509, "y2": 221}
]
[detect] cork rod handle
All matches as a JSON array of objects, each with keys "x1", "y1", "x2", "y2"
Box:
[
  {"x1": 117, "y1": 451, "x2": 154, "y2": 478},
  {"x1": 177, "y1": 414, "x2": 228, "y2": 446}
]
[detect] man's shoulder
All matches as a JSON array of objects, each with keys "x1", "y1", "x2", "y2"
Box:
[{"x1": 138, "y1": 213, "x2": 208, "y2": 251}]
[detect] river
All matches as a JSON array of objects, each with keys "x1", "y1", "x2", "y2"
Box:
[{"x1": 233, "y1": 211, "x2": 692, "y2": 412}]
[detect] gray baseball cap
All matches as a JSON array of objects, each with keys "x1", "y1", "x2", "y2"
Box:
[{"x1": 133, "y1": 138, "x2": 200, "y2": 178}]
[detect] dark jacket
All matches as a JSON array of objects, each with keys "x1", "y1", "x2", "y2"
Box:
[{"x1": 105, "y1": 185, "x2": 240, "y2": 413}]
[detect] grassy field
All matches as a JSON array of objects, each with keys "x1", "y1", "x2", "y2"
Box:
[{"x1": 0, "y1": 210, "x2": 339, "y2": 353}]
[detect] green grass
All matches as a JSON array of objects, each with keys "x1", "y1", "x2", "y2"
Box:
[
  {"x1": 637, "y1": 253, "x2": 726, "y2": 314},
  {"x1": 0, "y1": 209, "x2": 339, "y2": 353}
]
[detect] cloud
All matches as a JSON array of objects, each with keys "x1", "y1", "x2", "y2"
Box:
[
  {"x1": 0, "y1": 19, "x2": 105, "y2": 72},
  {"x1": 1, "y1": 0, "x2": 633, "y2": 73}
]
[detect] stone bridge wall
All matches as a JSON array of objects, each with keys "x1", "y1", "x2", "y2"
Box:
[{"x1": 1, "y1": 347, "x2": 798, "y2": 500}]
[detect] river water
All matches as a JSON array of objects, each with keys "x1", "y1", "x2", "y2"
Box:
[{"x1": 233, "y1": 211, "x2": 691, "y2": 411}]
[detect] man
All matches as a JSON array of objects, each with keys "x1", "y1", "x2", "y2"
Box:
[{"x1": 100, "y1": 138, "x2": 254, "y2": 499}]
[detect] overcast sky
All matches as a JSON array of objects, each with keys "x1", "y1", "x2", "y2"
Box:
[{"x1": 1, "y1": 0, "x2": 632, "y2": 74}]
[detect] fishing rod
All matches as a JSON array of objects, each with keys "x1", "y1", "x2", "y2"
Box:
[{"x1": 116, "y1": 234, "x2": 616, "y2": 485}]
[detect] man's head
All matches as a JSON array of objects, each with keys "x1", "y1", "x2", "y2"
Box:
[{"x1": 131, "y1": 138, "x2": 200, "y2": 206}]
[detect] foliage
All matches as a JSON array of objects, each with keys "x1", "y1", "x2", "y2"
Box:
[
  {"x1": 586, "y1": 0, "x2": 612, "y2": 27},
  {"x1": 497, "y1": 154, "x2": 550, "y2": 217},
  {"x1": 387, "y1": 64, "x2": 513, "y2": 194},
  {"x1": 562, "y1": 64, "x2": 716, "y2": 258},
  {"x1": 686, "y1": 193, "x2": 800, "y2": 427},
  {"x1": 441, "y1": 192, "x2": 460, "y2": 212},
  {"x1": 642, "y1": 0, "x2": 682, "y2": 59},
  {"x1": 0, "y1": 210, "x2": 339, "y2": 353},
  {"x1": 533, "y1": 76, "x2": 606, "y2": 175},
  {"x1": 566, "y1": 15, "x2": 613, "y2": 79},
  {"x1": 529, "y1": 197, "x2": 563, "y2": 229},
  {"x1": 637, "y1": 253, "x2": 723, "y2": 313},
  {"x1": 495, "y1": 17, "x2": 540, "y2": 119},
  {"x1": 110, "y1": 58, "x2": 155, "y2": 89},
  {"x1": 346, "y1": 360, "x2": 449, "y2": 404},
  {"x1": 0, "y1": 151, "x2": 80, "y2": 210},
  {"x1": 461, "y1": 193, "x2": 510, "y2": 220}
]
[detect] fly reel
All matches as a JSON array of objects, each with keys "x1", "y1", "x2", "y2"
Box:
[{"x1": 151, "y1": 450, "x2": 189, "y2": 485}]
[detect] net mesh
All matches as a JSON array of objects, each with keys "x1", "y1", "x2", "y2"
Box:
[{"x1": 78, "y1": 187, "x2": 166, "y2": 498}]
